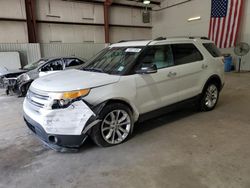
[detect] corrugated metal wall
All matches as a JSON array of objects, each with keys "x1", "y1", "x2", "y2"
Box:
[
  {"x1": 0, "y1": 43, "x2": 41, "y2": 67},
  {"x1": 0, "y1": 43, "x2": 107, "y2": 66},
  {"x1": 40, "y1": 43, "x2": 106, "y2": 60}
]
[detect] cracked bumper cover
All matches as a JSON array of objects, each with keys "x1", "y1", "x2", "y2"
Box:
[{"x1": 23, "y1": 98, "x2": 100, "y2": 150}]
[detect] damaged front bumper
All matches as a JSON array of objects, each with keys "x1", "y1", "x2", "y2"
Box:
[
  {"x1": 6, "y1": 78, "x2": 29, "y2": 96},
  {"x1": 23, "y1": 96, "x2": 100, "y2": 152},
  {"x1": 24, "y1": 113, "x2": 88, "y2": 152},
  {"x1": 3, "y1": 77, "x2": 18, "y2": 94}
]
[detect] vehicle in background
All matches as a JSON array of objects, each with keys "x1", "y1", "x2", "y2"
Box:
[
  {"x1": 6, "y1": 57, "x2": 86, "y2": 96},
  {"x1": 0, "y1": 67, "x2": 27, "y2": 89},
  {"x1": 23, "y1": 37, "x2": 224, "y2": 151}
]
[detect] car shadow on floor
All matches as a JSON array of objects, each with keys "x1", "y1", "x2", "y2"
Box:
[
  {"x1": 133, "y1": 106, "x2": 197, "y2": 136},
  {"x1": 78, "y1": 106, "x2": 198, "y2": 153}
]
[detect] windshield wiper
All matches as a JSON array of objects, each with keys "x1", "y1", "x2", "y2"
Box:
[{"x1": 82, "y1": 67, "x2": 105, "y2": 73}]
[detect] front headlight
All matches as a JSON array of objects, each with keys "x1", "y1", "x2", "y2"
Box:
[{"x1": 51, "y1": 89, "x2": 90, "y2": 109}]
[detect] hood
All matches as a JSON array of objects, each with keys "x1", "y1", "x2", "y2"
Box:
[
  {"x1": 26, "y1": 69, "x2": 39, "y2": 80},
  {"x1": 0, "y1": 68, "x2": 26, "y2": 76},
  {"x1": 31, "y1": 69, "x2": 120, "y2": 92}
]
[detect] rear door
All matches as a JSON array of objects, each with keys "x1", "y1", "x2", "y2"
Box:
[{"x1": 171, "y1": 43, "x2": 206, "y2": 101}]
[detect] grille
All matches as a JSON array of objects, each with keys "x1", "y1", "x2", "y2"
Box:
[{"x1": 27, "y1": 89, "x2": 50, "y2": 108}]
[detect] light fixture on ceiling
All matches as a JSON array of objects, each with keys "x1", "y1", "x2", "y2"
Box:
[
  {"x1": 143, "y1": 0, "x2": 151, "y2": 5},
  {"x1": 188, "y1": 16, "x2": 201, "y2": 22}
]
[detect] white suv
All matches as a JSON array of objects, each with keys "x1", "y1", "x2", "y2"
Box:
[{"x1": 23, "y1": 37, "x2": 224, "y2": 151}]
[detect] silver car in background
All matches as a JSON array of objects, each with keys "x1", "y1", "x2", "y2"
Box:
[{"x1": 7, "y1": 57, "x2": 86, "y2": 96}]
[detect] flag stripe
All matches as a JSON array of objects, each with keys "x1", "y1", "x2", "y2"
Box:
[
  {"x1": 222, "y1": 0, "x2": 231, "y2": 48},
  {"x1": 212, "y1": 18, "x2": 216, "y2": 42},
  {"x1": 231, "y1": 0, "x2": 240, "y2": 46},
  {"x1": 208, "y1": 18, "x2": 212, "y2": 38},
  {"x1": 224, "y1": 0, "x2": 234, "y2": 48},
  {"x1": 228, "y1": 0, "x2": 237, "y2": 47},
  {"x1": 215, "y1": 18, "x2": 221, "y2": 46},
  {"x1": 234, "y1": 0, "x2": 243, "y2": 46},
  {"x1": 232, "y1": 0, "x2": 242, "y2": 46},
  {"x1": 219, "y1": 17, "x2": 226, "y2": 48}
]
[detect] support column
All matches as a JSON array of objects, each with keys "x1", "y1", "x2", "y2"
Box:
[
  {"x1": 104, "y1": 0, "x2": 112, "y2": 43},
  {"x1": 25, "y1": 0, "x2": 38, "y2": 43}
]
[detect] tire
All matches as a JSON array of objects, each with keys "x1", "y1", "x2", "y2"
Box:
[
  {"x1": 90, "y1": 103, "x2": 134, "y2": 147},
  {"x1": 20, "y1": 83, "x2": 31, "y2": 97},
  {"x1": 200, "y1": 82, "x2": 220, "y2": 111}
]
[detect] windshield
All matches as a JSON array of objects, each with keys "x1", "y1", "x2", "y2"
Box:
[
  {"x1": 82, "y1": 47, "x2": 143, "y2": 75},
  {"x1": 23, "y1": 59, "x2": 46, "y2": 70}
]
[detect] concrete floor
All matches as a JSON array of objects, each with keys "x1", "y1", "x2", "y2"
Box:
[{"x1": 1, "y1": 73, "x2": 250, "y2": 188}]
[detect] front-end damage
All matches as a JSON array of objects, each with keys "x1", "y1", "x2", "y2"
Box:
[{"x1": 23, "y1": 93, "x2": 104, "y2": 152}]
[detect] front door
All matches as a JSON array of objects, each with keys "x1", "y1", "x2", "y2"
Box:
[{"x1": 134, "y1": 44, "x2": 179, "y2": 114}]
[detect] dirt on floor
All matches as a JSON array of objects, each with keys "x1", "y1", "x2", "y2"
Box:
[{"x1": 1, "y1": 73, "x2": 250, "y2": 188}]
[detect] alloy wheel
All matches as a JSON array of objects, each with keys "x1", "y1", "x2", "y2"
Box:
[
  {"x1": 101, "y1": 110, "x2": 131, "y2": 144},
  {"x1": 205, "y1": 84, "x2": 218, "y2": 108}
]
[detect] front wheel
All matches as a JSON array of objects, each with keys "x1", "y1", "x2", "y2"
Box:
[
  {"x1": 200, "y1": 83, "x2": 219, "y2": 111},
  {"x1": 91, "y1": 103, "x2": 134, "y2": 147},
  {"x1": 20, "y1": 83, "x2": 31, "y2": 97}
]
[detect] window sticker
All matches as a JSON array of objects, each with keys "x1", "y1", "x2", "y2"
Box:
[
  {"x1": 125, "y1": 48, "x2": 142, "y2": 53},
  {"x1": 117, "y1": 66, "x2": 125, "y2": 72}
]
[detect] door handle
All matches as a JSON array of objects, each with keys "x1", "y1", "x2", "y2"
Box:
[
  {"x1": 202, "y1": 64, "x2": 208, "y2": 69},
  {"x1": 167, "y1": 71, "x2": 177, "y2": 77}
]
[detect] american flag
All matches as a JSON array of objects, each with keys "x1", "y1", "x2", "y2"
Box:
[{"x1": 208, "y1": 0, "x2": 243, "y2": 48}]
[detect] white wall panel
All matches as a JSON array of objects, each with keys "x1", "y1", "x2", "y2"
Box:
[
  {"x1": 110, "y1": 6, "x2": 152, "y2": 27},
  {"x1": 0, "y1": 43, "x2": 41, "y2": 66},
  {"x1": 153, "y1": 0, "x2": 210, "y2": 38},
  {"x1": 0, "y1": 0, "x2": 152, "y2": 44},
  {"x1": 36, "y1": 0, "x2": 103, "y2": 24},
  {"x1": 0, "y1": 0, "x2": 26, "y2": 19},
  {"x1": 38, "y1": 23, "x2": 104, "y2": 43},
  {"x1": 0, "y1": 21, "x2": 28, "y2": 43},
  {"x1": 110, "y1": 27, "x2": 151, "y2": 43},
  {"x1": 40, "y1": 43, "x2": 106, "y2": 60}
]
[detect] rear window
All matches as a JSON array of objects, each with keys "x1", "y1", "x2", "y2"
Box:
[
  {"x1": 203, "y1": 43, "x2": 222, "y2": 57},
  {"x1": 172, "y1": 43, "x2": 203, "y2": 65}
]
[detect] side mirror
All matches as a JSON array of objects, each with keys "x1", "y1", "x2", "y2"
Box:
[{"x1": 136, "y1": 63, "x2": 157, "y2": 74}]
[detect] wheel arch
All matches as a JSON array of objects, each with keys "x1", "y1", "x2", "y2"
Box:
[
  {"x1": 202, "y1": 74, "x2": 223, "y2": 92},
  {"x1": 92, "y1": 98, "x2": 140, "y2": 122}
]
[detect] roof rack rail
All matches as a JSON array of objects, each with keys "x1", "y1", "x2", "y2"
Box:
[
  {"x1": 156, "y1": 36, "x2": 210, "y2": 40},
  {"x1": 117, "y1": 39, "x2": 148, "y2": 43},
  {"x1": 200, "y1": 36, "x2": 209, "y2": 40},
  {"x1": 188, "y1": 36, "x2": 209, "y2": 40},
  {"x1": 154, "y1": 37, "x2": 167, "y2": 41}
]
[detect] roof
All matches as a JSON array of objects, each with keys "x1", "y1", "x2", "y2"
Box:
[{"x1": 109, "y1": 37, "x2": 214, "y2": 48}]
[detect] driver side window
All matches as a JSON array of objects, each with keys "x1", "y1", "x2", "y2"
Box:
[
  {"x1": 41, "y1": 59, "x2": 64, "y2": 72},
  {"x1": 138, "y1": 45, "x2": 174, "y2": 70}
]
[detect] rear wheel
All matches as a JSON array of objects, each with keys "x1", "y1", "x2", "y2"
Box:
[
  {"x1": 91, "y1": 103, "x2": 134, "y2": 147},
  {"x1": 200, "y1": 83, "x2": 219, "y2": 111}
]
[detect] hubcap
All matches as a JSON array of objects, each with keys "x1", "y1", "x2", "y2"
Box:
[
  {"x1": 101, "y1": 110, "x2": 131, "y2": 144},
  {"x1": 205, "y1": 84, "x2": 218, "y2": 108}
]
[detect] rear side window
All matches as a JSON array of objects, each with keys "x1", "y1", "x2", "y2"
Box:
[
  {"x1": 41, "y1": 59, "x2": 64, "y2": 71},
  {"x1": 172, "y1": 43, "x2": 203, "y2": 65},
  {"x1": 65, "y1": 58, "x2": 84, "y2": 67},
  {"x1": 203, "y1": 43, "x2": 222, "y2": 57}
]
